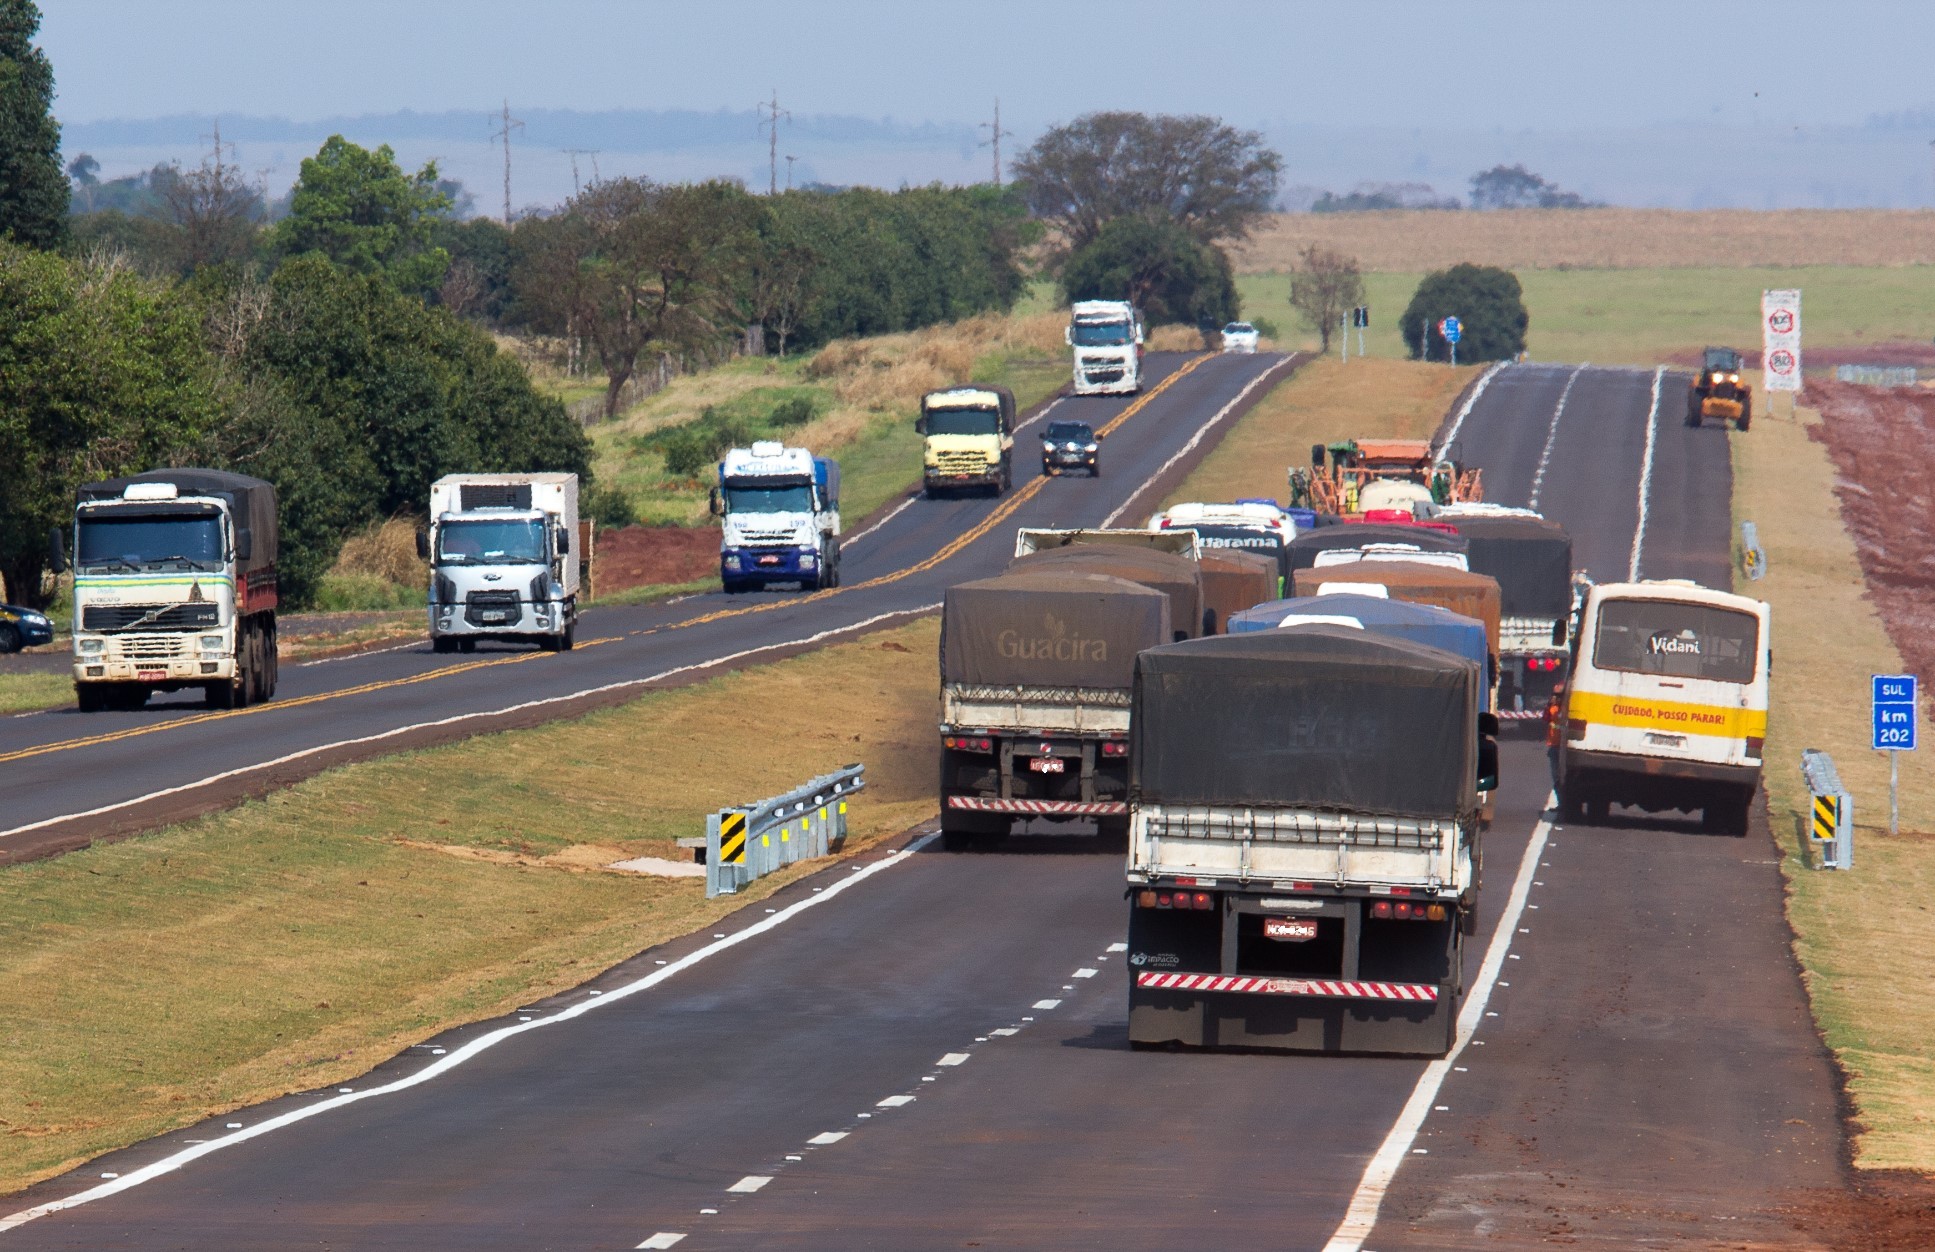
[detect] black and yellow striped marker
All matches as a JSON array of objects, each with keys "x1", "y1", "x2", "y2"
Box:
[
  {"x1": 719, "y1": 811, "x2": 748, "y2": 864},
  {"x1": 1811, "y1": 794, "x2": 1839, "y2": 842}
]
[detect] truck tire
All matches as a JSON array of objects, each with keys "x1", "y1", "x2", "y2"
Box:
[
  {"x1": 265, "y1": 621, "x2": 279, "y2": 699},
  {"x1": 432, "y1": 637, "x2": 457, "y2": 654},
  {"x1": 76, "y1": 684, "x2": 108, "y2": 713},
  {"x1": 560, "y1": 620, "x2": 575, "y2": 651},
  {"x1": 1736, "y1": 393, "x2": 1752, "y2": 432},
  {"x1": 459, "y1": 639, "x2": 476, "y2": 653},
  {"x1": 113, "y1": 684, "x2": 150, "y2": 711}
]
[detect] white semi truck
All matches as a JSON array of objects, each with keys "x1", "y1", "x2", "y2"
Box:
[
  {"x1": 1067, "y1": 300, "x2": 1144, "y2": 396},
  {"x1": 711, "y1": 442, "x2": 841, "y2": 592},
  {"x1": 423, "y1": 473, "x2": 580, "y2": 652},
  {"x1": 58, "y1": 469, "x2": 280, "y2": 712}
]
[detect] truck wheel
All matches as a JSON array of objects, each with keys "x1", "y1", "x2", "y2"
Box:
[
  {"x1": 114, "y1": 684, "x2": 150, "y2": 711},
  {"x1": 76, "y1": 684, "x2": 107, "y2": 713},
  {"x1": 205, "y1": 679, "x2": 236, "y2": 710},
  {"x1": 459, "y1": 640, "x2": 476, "y2": 653},
  {"x1": 560, "y1": 621, "x2": 576, "y2": 651},
  {"x1": 265, "y1": 622, "x2": 279, "y2": 699},
  {"x1": 1736, "y1": 394, "x2": 1752, "y2": 432},
  {"x1": 432, "y1": 637, "x2": 457, "y2": 654},
  {"x1": 1585, "y1": 797, "x2": 1610, "y2": 825}
]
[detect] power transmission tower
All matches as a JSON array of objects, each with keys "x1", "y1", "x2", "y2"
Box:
[
  {"x1": 785, "y1": 154, "x2": 797, "y2": 190},
  {"x1": 757, "y1": 90, "x2": 791, "y2": 195},
  {"x1": 490, "y1": 100, "x2": 524, "y2": 224},
  {"x1": 978, "y1": 98, "x2": 1013, "y2": 187},
  {"x1": 562, "y1": 148, "x2": 601, "y2": 197}
]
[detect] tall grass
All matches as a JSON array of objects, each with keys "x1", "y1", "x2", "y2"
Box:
[{"x1": 313, "y1": 518, "x2": 427, "y2": 611}]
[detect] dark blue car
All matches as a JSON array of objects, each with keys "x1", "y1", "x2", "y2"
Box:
[{"x1": 0, "y1": 602, "x2": 55, "y2": 652}]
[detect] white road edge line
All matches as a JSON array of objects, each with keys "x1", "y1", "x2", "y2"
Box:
[
  {"x1": 1628, "y1": 366, "x2": 1665, "y2": 580},
  {"x1": 1319, "y1": 793, "x2": 1558, "y2": 1252},
  {"x1": 295, "y1": 639, "x2": 422, "y2": 667},
  {"x1": 637, "y1": 1234, "x2": 686, "y2": 1249},
  {"x1": 1526, "y1": 364, "x2": 1588, "y2": 512},
  {"x1": 0, "y1": 849, "x2": 944, "y2": 1231},
  {"x1": 0, "y1": 605, "x2": 941, "y2": 847},
  {"x1": 1099, "y1": 356, "x2": 1294, "y2": 528},
  {"x1": 1433, "y1": 359, "x2": 1512, "y2": 455}
]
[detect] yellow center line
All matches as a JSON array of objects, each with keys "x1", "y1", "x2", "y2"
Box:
[{"x1": 6, "y1": 356, "x2": 1215, "y2": 765}]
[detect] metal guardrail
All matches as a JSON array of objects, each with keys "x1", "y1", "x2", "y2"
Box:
[
  {"x1": 703, "y1": 764, "x2": 866, "y2": 897},
  {"x1": 1834, "y1": 364, "x2": 1918, "y2": 387},
  {"x1": 1801, "y1": 749, "x2": 1852, "y2": 870}
]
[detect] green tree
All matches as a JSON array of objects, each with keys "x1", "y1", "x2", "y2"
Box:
[
  {"x1": 1060, "y1": 215, "x2": 1239, "y2": 329},
  {"x1": 1287, "y1": 244, "x2": 1366, "y2": 353},
  {"x1": 0, "y1": 243, "x2": 224, "y2": 606},
  {"x1": 0, "y1": 0, "x2": 67, "y2": 248},
  {"x1": 1400, "y1": 262, "x2": 1529, "y2": 363},
  {"x1": 270, "y1": 136, "x2": 451, "y2": 294}
]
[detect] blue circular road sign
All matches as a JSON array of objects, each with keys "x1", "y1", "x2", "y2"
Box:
[{"x1": 1440, "y1": 316, "x2": 1462, "y2": 343}]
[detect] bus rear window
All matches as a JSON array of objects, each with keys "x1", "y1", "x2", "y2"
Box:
[{"x1": 1593, "y1": 599, "x2": 1759, "y2": 683}]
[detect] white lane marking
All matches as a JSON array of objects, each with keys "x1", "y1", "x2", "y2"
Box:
[
  {"x1": 1072, "y1": 968, "x2": 1098, "y2": 979},
  {"x1": 839, "y1": 495, "x2": 916, "y2": 550},
  {"x1": 937, "y1": 1052, "x2": 969, "y2": 1067},
  {"x1": 1031, "y1": 999, "x2": 1061, "y2": 1010},
  {"x1": 726, "y1": 1176, "x2": 770, "y2": 1194},
  {"x1": 1433, "y1": 359, "x2": 1512, "y2": 454},
  {"x1": 0, "y1": 831, "x2": 942, "y2": 1232},
  {"x1": 0, "y1": 605, "x2": 941, "y2": 847},
  {"x1": 1013, "y1": 395, "x2": 1063, "y2": 436},
  {"x1": 1526, "y1": 364, "x2": 1589, "y2": 512},
  {"x1": 1106, "y1": 942, "x2": 1127, "y2": 953},
  {"x1": 638, "y1": 1234, "x2": 686, "y2": 1249},
  {"x1": 808, "y1": 1132, "x2": 847, "y2": 1146},
  {"x1": 1100, "y1": 356, "x2": 1296, "y2": 527},
  {"x1": 1319, "y1": 794, "x2": 1558, "y2": 1252},
  {"x1": 295, "y1": 639, "x2": 422, "y2": 667},
  {"x1": 1628, "y1": 366, "x2": 1665, "y2": 580},
  {"x1": 876, "y1": 1095, "x2": 915, "y2": 1108},
  {"x1": 991, "y1": 1027, "x2": 1019, "y2": 1036}
]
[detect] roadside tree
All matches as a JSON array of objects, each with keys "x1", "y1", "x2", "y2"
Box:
[
  {"x1": 1399, "y1": 262, "x2": 1528, "y2": 363},
  {"x1": 1061, "y1": 214, "x2": 1239, "y2": 329},
  {"x1": 270, "y1": 136, "x2": 453, "y2": 294},
  {"x1": 1469, "y1": 164, "x2": 1596, "y2": 210},
  {"x1": 155, "y1": 150, "x2": 265, "y2": 274},
  {"x1": 0, "y1": 0, "x2": 67, "y2": 248},
  {"x1": 1012, "y1": 112, "x2": 1281, "y2": 255},
  {"x1": 1287, "y1": 244, "x2": 1366, "y2": 352}
]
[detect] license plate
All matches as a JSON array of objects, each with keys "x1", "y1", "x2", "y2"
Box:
[
  {"x1": 1264, "y1": 917, "x2": 1319, "y2": 942},
  {"x1": 482, "y1": 611, "x2": 510, "y2": 623},
  {"x1": 1027, "y1": 757, "x2": 1065, "y2": 773},
  {"x1": 136, "y1": 669, "x2": 166, "y2": 682},
  {"x1": 757, "y1": 556, "x2": 781, "y2": 566}
]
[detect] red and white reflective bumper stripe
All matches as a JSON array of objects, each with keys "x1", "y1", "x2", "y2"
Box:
[
  {"x1": 1497, "y1": 709, "x2": 1547, "y2": 720},
  {"x1": 946, "y1": 797, "x2": 1128, "y2": 815},
  {"x1": 1135, "y1": 971, "x2": 1439, "y2": 1001}
]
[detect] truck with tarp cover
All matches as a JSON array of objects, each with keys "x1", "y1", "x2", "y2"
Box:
[
  {"x1": 1010, "y1": 528, "x2": 1205, "y2": 640},
  {"x1": 938, "y1": 571, "x2": 1170, "y2": 847},
  {"x1": 60, "y1": 469, "x2": 279, "y2": 712},
  {"x1": 1287, "y1": 523, "x2": 1467, "y2": 576},
  {"x1": 1444, "y1": 512, "x2": 1574, "y2": 723},
  {"x1": 1125, "y1": 625, "x2": 1488, "y2": 1055},
  {"x1": 1197, "y1": 549, "x2": 1278, "y2": 633},
  {"x1": 1291, "y1": 559, "x2": 1501, "y2": 664}
]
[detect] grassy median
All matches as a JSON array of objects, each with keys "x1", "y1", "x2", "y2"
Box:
[
  {"x1": 0, "y1": 617, "x2": 942, "y2": 1194},
  {"x1": 1731, "y1": 402, "x2": 1935, "y2": 1171}
]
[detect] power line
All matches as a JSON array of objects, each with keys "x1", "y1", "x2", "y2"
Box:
[
  {"x1": 562, "y1": 148, "x2": 601, "y2": 197},
  {"x1": 978, "y1": 98, "x2": 1013, "y2": 187},
  {"x1": 490, "y1": 100, "x2": 524, "y2": 224},
  {"x1": 757, "y1": 90, "x2": 791, "y2": 196}
]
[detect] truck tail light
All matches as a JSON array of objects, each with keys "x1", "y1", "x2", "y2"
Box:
[
  {"x1": 1136, "y1": 890, "x2": 1157, "y2": 909},
  {"x1": 944, "y1": 736, "x2": 993, "y2": 753},
  {"x1": 1372, "y1": 900, "x2": 1447, "y2": 922},
  {"x1": 1372, "y1": 900, "x2": 1392, "y2": 918},
  {"x1": 1191, "y1": 892, "x2": 1212, "y2": 910},
  {"x1": 1101, "y1": 740, "x2": 1128, "y2": 757}
]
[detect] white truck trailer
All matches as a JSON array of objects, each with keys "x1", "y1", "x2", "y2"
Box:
[{"x1": 423, "y1": 473, "x2": 580, "y2": 652}]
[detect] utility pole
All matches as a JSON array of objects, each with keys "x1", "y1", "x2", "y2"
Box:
[
  {"x1": 978, "y1": 98, "x2": 1013, "y2": 187},
  {"x1": 491, "y1": 100, "x2": 524, "y2": 224},
  {"x1": 785, "y1": 154, "x2": 797, "y2": 190},
  {"x1": 757, "y1": 90, "x2": 791, "y2": 196},
  {"x1": 562, "y1": 148, "x2": 601, "y2": 197}
]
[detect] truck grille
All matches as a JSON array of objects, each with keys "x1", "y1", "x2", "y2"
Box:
[
  {"x1": 1083, "y1": 366, "x2": 1126, "y2": 383},
  {"x1": 464, "y1": 590, "x2": 522, "y2": 627},
  {"x1": 121, "y1": 635, "x2": 189, "y2": 659},
  {"x1": 82, "y1": 603, "x2": 219, "y2": 632},
  {"x1": 737, "y1": 530, "x2": 796, "y2": 545},
  {"x1": 935, "y1": 451, "x2": 990, "y2": 474}
]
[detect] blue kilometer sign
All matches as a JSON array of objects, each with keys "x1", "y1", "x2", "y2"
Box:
[
  {"x1": 1872, "y1": 674, "x2": 1918, "y2": 751},
  {"x1": 1440, "y1": 316, "x2": 1462, "y2": 344}
]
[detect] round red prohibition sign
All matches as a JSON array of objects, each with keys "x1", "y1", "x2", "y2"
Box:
[
  {"x1": 1767, "y1": 348, "x2": 1797, "y2": 375},
  {"x1": 1767, "y1": 308, "x2": 1796, "y2": 335}
]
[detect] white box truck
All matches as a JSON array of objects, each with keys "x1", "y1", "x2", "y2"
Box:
[{"x1": 423, "y1": 473, "x2": 580, "y2": 652}]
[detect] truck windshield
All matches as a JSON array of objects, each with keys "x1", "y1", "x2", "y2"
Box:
[
  {"x1": 924, "y1": 408, "x2": 1002, "y2": 437},
  {"x1": 438, "y1": 518, "x2": 547, "y2": 564},
  {"x1": 1071, "y1": 321, "x2": 1132, "y2": 347},
  {"x1": 724, "y1": 484, "x2": 814, "y2": 514},
  {"x1": 1593, "y1": 599, "x2": 1759, "y2": 683},
  {"x1": 76, "y1": 513, "x2": 222, "y2": 569}
]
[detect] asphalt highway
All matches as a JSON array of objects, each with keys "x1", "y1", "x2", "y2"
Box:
[
  {"x1": 1, "y1": 361, "x2": 1847, "y2": 1250},
  {"x1": 0, "y1": 351, "x2": 1294, "y2": 865}
]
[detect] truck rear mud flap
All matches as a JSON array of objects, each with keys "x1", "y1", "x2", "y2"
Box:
[{"x1": 1128, "y1": 972, "x2": 1455, "y2": 1056}]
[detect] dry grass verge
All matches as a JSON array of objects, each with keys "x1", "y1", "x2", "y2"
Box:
[
  {"x1": 0, "y1": 617, "x2": 941, "y2": 1194},
  {"x1": 1160, "y1": 356, "x2": 1478, "y2": 509},
  {"x1": 1732, "y1": 403, "x2": 1935, "y2": 1171},
  {"x1": 1231, "y1": 208, "x2": 1935, "y2": 274}
]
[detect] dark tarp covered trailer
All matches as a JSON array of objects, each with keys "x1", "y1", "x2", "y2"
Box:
[
  {"x1": 77, "y1": 468, "x2": 279, "y2": 578},
  {"x1": 1008, "y1": 545, "x2": 1205, "y2": 639},
  {"x1": 1291, "y1": 560, "x2": 1501, "y2": 657},
  {"x1": 1227, "y1": 592, "x2": 1490, "y2": 679},
  {"x1": 1446, "y1": 515, "x2": 1572, "y2": 618},
  {"x1": 1198, "y1": 549, "x2": 1279, "y2": 634},
  {"x1": 1131, "y1": 625, "x2": 1480, "y2": 819},
  {"x1": 1287, "y1": 523, "x2": 1467, "y2": 574},
  {"x1": 941, "y1": 571, "x2": 1170, "y2": 690}
]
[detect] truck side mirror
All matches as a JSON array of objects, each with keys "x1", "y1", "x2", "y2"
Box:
[
  {"x1": 1478, "y1": 712, "x2": 1499, "y2": 738},
  {"x1": 1311, "y1": 443, "x2": 1327, "y2": 469},
  {"x1": 234, "y1": 529, "x2": 253, "y2": 562},
  {"x1": 914, "y1": 416, "x2": 927, "y2": 436},
  {"x1": 416, "y1": 529, "x2": 430, "y2": 560},
  {"x1": 1477, "y1": 735, "x2": 1499, "y2": 794},
  {"x1": 556, "y1": 527, "x2": 569, "y2": 556},
  {"x1": 1063, "y1": 328, "x2": 1072, "y2": 346},
  {"x1": 708, "y1": 487, "x2": 723, "y2": 517},
  {"x1": 47, "y1": 526, "x2": 66, "y2": 574}
]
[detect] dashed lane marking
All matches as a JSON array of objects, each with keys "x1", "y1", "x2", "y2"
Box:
[
  {"x1": 876, "y1": 1095, "x2": 915, "y2": 1108},
  {"x1": 637, "y1": 1235, "x2": 686, "y2": 1249},
  {"x1": 725, "y1": 1176, "x2": 771, "y2": 1194},
  {"x1": 1526, "y1": 364, "x2": 1589, "y2": 512},
  {"x1": 938, "y1": 1053, "x2": 969, "y2": 1067},
  {"x1": 1031, "y1": 999, "x2": 1061, "y2": 1010},
  {"x1": 808, "y1": 1132, "x2": 847, "y2": 1146},
  {"x1": 1628, "y1": 365, "x2": 1666, "y2": 580}
]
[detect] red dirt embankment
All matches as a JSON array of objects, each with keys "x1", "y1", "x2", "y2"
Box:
[{"x1": 593, "y1": 526, "x2": 718, "y2": 595}]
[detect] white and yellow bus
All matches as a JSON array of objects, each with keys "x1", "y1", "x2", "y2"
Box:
[{"x1": 1556, "y1": 580, "x2": 1770, "y2": 834}]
